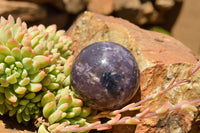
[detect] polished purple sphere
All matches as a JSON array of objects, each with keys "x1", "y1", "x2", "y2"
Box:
[{"x1": 70, "y1": 41, "x2": 140, "y2": 110}]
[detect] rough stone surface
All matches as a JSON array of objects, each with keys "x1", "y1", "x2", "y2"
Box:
[
  {"x1": 0, "y1": 0, "x2": 47, "y2": 22},
  {"x1": 87, "y1": 0, "x2": 114, "y2": 15},
  {"x1": 67, "y1": 11, "x2": 200, "y2": 133}
]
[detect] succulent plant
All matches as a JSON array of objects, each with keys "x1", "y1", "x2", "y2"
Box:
[
  {"x1": 1, "y1": 15, "x2": 200, "y2": 133},
  {"x1": 38, "y1": 88, "x2": 93, "y2": 133},
  {"x1": 0, "y1": 15, "x2": 100, "y2": 133},
  {"x1": 0, "y1": 15, "x2": 76, "y2": 124}
]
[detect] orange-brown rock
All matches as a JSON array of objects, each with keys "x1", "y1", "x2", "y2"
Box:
[
  {"x1": 155, "y1": 0, "x2": 175, "y2": 10},
  {"x1": 0, "y1": 0, "x2": 46, "y2": 22},
  {"x1": 114, "y1": 0, "x2": 159, "y2": 25},
  {"x1": 0, "y1": 0, "x2": 69, "y2": 29},
  {"x1": 87, "y1": 0, "x2": 114, "y2": 15},
  {"x1": 9, "y1": 0, "x2": 57, "y2": 3},
  {"x1": 67, "y1": 11, "x2": 200, "y2": 133},
  {"x1": 63, "y1": 0, "x2": 86, "y2": 14},
  {"x1": 8, "y1": 0, "x2": 64, "y2": 10}
]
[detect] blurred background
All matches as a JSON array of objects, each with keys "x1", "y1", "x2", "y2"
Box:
[{"x1": 0, "y1": 0, "x2": 199, "y2": 56}]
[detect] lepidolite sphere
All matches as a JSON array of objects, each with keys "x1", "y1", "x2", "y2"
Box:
[{"x1": 70, "y1": 41, "x2": 140, "y2": 110}]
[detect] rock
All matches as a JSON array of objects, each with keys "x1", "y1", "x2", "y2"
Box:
[
  {"x1": 87, "y1": 0, "x2": 114, "y2": 15},
  {"x1": 140, "y1": 1, "x2": 158, "y2": 24},
  {"x1": 175, "y1": 0, "x2": 183, "y2": 2},
  {"x1": 63, "y1": 0, "x2": 86, "y2": 14},
  {"x1": 67, "y1": 11, "x2": 200, "y2": 133},
  {"x1": 9, "y1": 0, "x2": 55, "y2": 3},
  {"x1": 155, "y1": 0, "x2": 175, "y2": 11},
  {"x1": 141, "y1": 1, "x2": 154, "y2": 15},
  {"x1": 0, "y1": 0, "x2": 46, "y2": 22},
  {"x1": 8, "y1": 0, "x2": 64, "y2": 10},
  {"x1": 0, "y1": 0, "x2": 68, "y2": 29},
  {"x1": 114, "y1": 0, "x2": 158, "y2": 25},
  {"x1": 113, "y1": 0, "x2": 182, "y2": 27},
  {"x1": 114, "y1": 0, "x2": 141, "y2": 11}
]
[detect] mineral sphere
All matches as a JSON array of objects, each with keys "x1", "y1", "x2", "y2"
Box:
[{"x1": 70, "y1": 41, "x2": 140, "y2": 110}]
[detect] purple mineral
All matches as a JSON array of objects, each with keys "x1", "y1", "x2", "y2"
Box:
[{"x1": 71, "y1": 41, "x2": 140, "y2": 110}]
